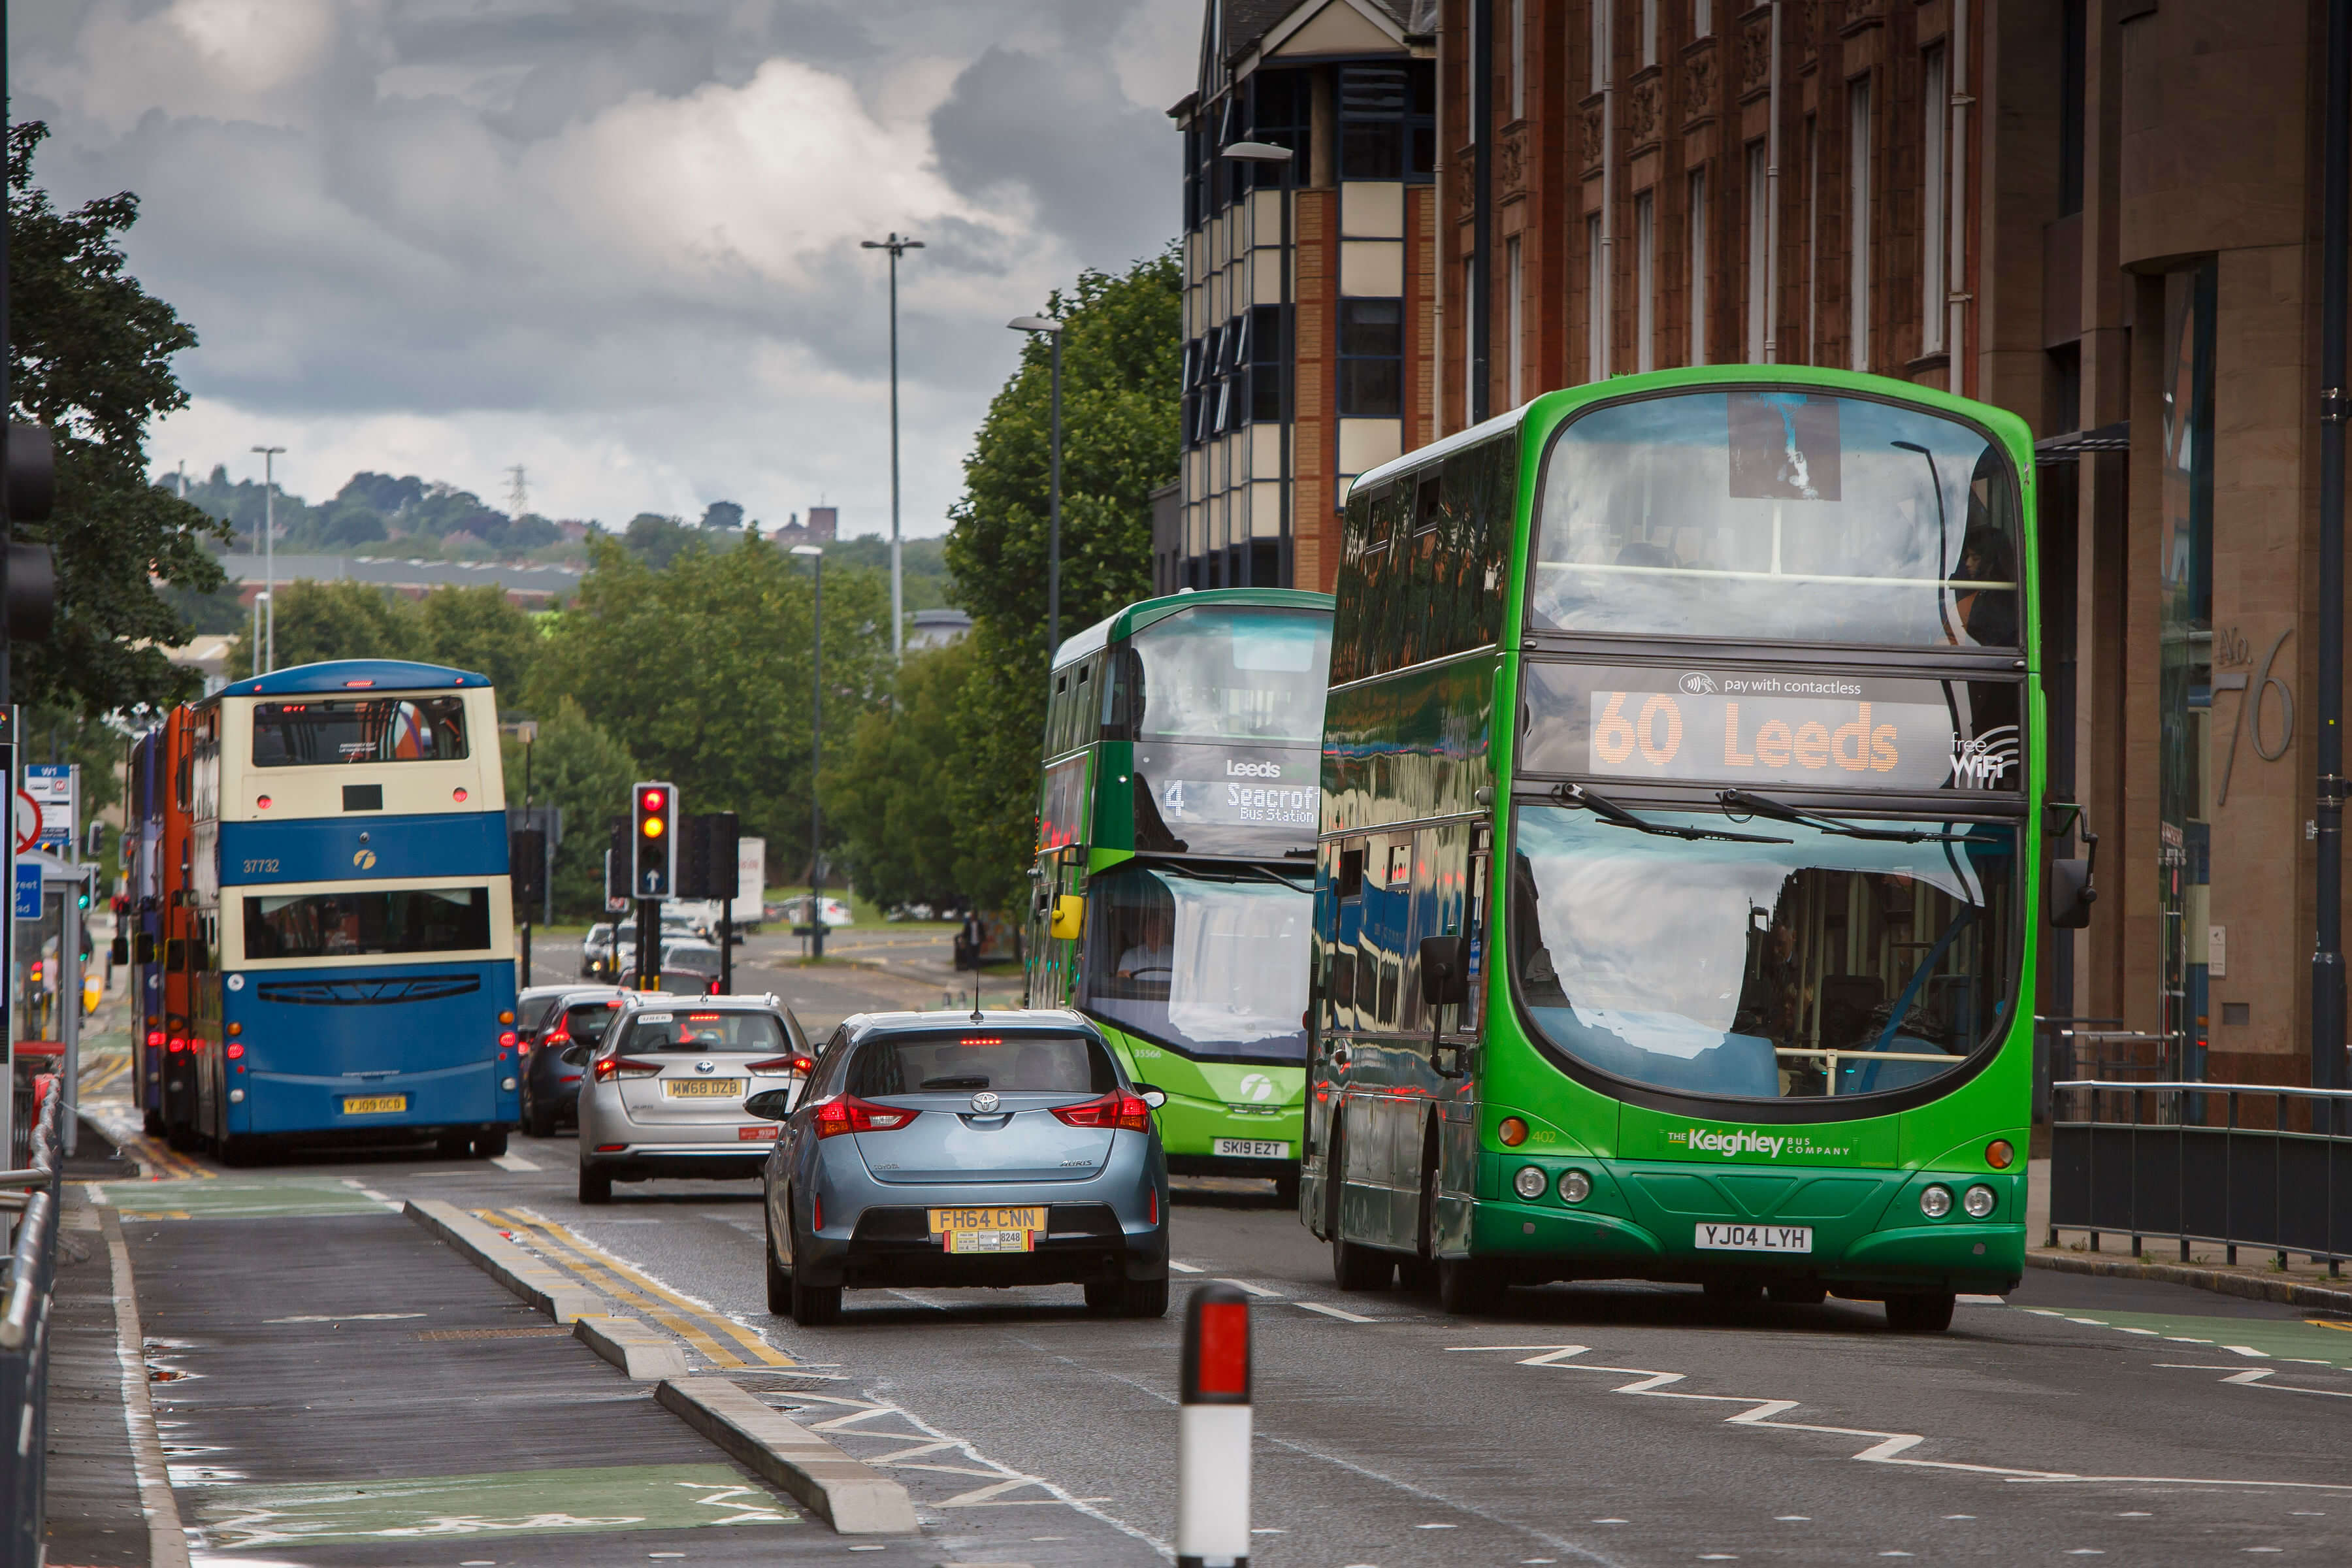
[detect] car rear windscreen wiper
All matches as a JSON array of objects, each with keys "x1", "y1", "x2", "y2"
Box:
[
  {"x1": 1549, "y1": 781, "x2": 1791, "y2": 844},
  {"x1": 919, "y1": 1075, "x2": 992, "y2": 1091},
  {"x1": 1716, "y1": 789, "x2": 1976, "y2": 843}
]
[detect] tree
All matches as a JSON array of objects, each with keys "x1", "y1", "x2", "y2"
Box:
[
  {"x1": 700, "y1": 500, "x2": 745, "y2": 532},
  {"x1": 826, "y1": 639, "x2": 977, "y2": 911},
  {"x1": 231, "y1": 580, "x2": 417, "y2": 677},
  {"x1": 623, "y1": 514, "x2": 694, "y2": 568},
  {"x1": 939, "y1": 248, "x2": 1181, "y2": 908},
  {"x1": 416, "y1": 585, "x2": 540, "y2": 701},
  {"x1": 501, "y1": 698, "x2": 640, "y2": 920},
  {"x1": 528, "y1": 535, "x2": 890, "y2": 852},
  {"x1": 7, "y1": 122, "x2": 230, "y2": 715}
]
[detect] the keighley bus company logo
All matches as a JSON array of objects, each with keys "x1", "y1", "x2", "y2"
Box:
[{"x1": 1667, "y1": 1126, "x2": 1856, "y2": 1160}]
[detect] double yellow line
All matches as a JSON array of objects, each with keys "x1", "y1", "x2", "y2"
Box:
[
  {"x1": 478, "y1": 1207, "x2": 794, "y2": 1369},
  {"x1": 122, "y1": 1134, "x2": 211, "y2": 1181}
]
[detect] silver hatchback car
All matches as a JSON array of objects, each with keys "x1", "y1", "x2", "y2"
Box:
[
  {"x1": 745, "y1": 1009, "x2": 1171, "y2": 1326},
  {"x1": 576, "y1": 994, "x2": 813, "y2": 1203}
]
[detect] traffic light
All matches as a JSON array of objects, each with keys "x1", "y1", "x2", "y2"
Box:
[
  {"x1": 4, "y1": 423, "x2": 57, "y2": 642},
  {"x1": 631, "y1": 781, "x2": 677, "y2": 898},
  {"x1": 679, "y1": 812, "x2": 739, "y2": 899},
  {"x1": 510, "y1": 828, "x2": 546, "y2": 905},
  {"x1": 605, "y1": 815, "x2": 629, "y2": 904}
]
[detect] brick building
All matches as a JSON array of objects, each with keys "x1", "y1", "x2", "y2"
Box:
[{"x1": 1403, "y1": 0, "x2": 2351, "y2": 1085}]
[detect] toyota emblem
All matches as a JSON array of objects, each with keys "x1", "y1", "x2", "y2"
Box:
[
  {"x1": 970, "y1": 1090, "x2": 1002, "y2": 1113},
  {"x1": 696, "y1": 1059, "x2": 716, "y2": 1074}
]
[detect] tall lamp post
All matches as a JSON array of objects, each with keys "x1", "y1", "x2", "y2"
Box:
[
  {"x1": 252, "y1": 444, "x2": 285, "y2": 673},
  {"x1": 1220, "y1": 140, "x2": 1297, "y2": 587},
  {"x1": 860, "y1": 233, "x2": 924, "y2": 662},
  {"x1": 249, "y1": 591, "x2": 270, "y2": 678},
  {"x1": 1006, "y1": 316, "x2": 1065, "y2": 655},
  {"x1": 791, "y1": 544, "x2": 826, "y2": 960}
]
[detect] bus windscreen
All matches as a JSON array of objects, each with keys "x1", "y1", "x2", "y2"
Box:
[
  {"x1": 243, "y1": 887, "x2": 492, "y2": 959},
  {"x1": 1082, "y1": 866, "x2": 1311, "y2": 1063},
  {"x1": 1528, "y1": 389, "x2": 2020, "y2": 648},
  {"x1": 1112, "y1": 608, "x2": 1330, "y2": 742},
  {"x1": 253, "y1": 696, "x2": 469, "y2": 766}
]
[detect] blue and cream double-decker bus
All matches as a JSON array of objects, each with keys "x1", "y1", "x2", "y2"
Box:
[{"x1": 178, "y1": 659, "x2": 519, "y2": 1162}]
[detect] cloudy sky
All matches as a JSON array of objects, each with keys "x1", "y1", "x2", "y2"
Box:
[{"x1": 14, "y1": 0, "x2": 1198, "y2": 536}]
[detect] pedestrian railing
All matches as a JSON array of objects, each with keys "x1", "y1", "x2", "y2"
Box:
[
  {"x1": 0, "y1": 1083, "x2": 65, "y2": 1568},
  {"x1": 2048, "y1": 1079, "x2": 2352, "y2": 1273}
]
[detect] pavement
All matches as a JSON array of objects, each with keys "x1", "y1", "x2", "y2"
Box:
[{"x1": 39, "y1": 966, "x2": 2352, "y2": 1566}]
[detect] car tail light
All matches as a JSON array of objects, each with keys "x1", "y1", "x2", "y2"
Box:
[
  {"x1": 811, "y1": 1094, "x2": 917, "y2": 1139},
  {"x1": 1051, "y1": 1092, "x2": 1152, "y2": 1133},
  {"x1": 745, "y1": 1055, "x2": 817, "y2": 1076},
  {"x1": 813, "y1": 1192, "x2": 823, "y2": 1230},
  {"x1": 593, "y1": 1056, "x2": 662, "y2": 1083}
]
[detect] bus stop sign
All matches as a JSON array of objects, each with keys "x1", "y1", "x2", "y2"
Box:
[{"x1": 13, "y1": 862, "x2": 40, "y2": 919}]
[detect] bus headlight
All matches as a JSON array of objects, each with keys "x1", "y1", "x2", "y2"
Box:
[
  {"x1": 1919, "y1": 1184, "x2": 1953, "y2": 1218},
  {"x1": 1558, "y1": 1169, "x2": 1592, "y2": 1204},
  {"x1": 1513, "y1": 1165, "x2": 1548, "y2": 1200},
  {"x1": 1962, "y1": 1184, "x2": 1997, "y2": 1218}
]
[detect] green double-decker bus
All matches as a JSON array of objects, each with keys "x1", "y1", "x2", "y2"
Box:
[
  {"x1": 1308, "y1": 366, "x2": 2050, "y2": 1331},
  {"x1": 1026, "y1": 589, "x2": 1333, "y2": 1201}
]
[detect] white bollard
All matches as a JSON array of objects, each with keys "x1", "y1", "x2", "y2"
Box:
[{"x1": 1177, "y1": 1282, "x2": 1252, "y2": 1568}]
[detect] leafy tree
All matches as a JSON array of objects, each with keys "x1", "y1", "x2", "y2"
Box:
[
  {"x1": 7, "y1": 122, "x2": 230, "y2": 715},
  {"x1": 826, "y1": 639, "x2": 976, "y2": 911},
  {"x1": 623, "y1": 514, "x2": 694, "y2": 568},
  {"x1": 500, "y1": 697, "x2": 638, "y2": 920},
  {"x1": 939, "y1": 248, "x2": 1181, "y2": 907},
  {"x1": 700, "y1": 500, "x2": 745, "y2": 532},
  {"x1": 529, "y1": 535, "x2": 890, "y2": 851},
  {"x1": 230, "y1": 579, "x2": 416, "y2": 678},
  {"x1": 416, "y1": 584, "x2": 540, "y2": 700}
]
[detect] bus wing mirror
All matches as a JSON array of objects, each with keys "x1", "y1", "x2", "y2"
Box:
[
  {"x1": 1419, "y1": 935, "x2": 1469, "y2": 1007},
  {"x1": 1051, "y1": 894, "x2": 1085, "y2": 941},
  {"x1": 2050, "y1": 858, "x2": 2095, "y2": 928}
]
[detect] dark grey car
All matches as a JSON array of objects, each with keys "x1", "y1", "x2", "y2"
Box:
[
  {"x1": 746, "y1": 1009, "x2": 1171, "y2": 1326},
  {"x1": 518, "y1": 987, "x2": 627, "y2": 1137}
]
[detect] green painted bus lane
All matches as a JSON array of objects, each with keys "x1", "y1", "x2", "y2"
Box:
[
  {"x1": 187, "y1": 1462, "x2": 796, "y2": 1550},
  {"x1": 2013, "y1": 1304, "x2": 2352, "y2": 1369},
  {"x1": 106, "y1": 1175, "x2": 397, "y2": 1220}
]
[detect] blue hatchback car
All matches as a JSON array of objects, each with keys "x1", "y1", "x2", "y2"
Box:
[{"x1": 746, "y1": 1009, "x2": 1171, "y2": 1325}]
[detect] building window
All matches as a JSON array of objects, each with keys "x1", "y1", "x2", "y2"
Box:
[
  {"x1": 1249, "y1": 302, "x2": 1289, "y2": 423},
  {"x1": 1507, "y1": 237, "x2": 1525, "y2": 404},
  {"x1": 1922, "y1": 45, "x2": 1947, "y2": 354},
  {"x1": 1341, "y1": 64, "x2": 1437, "y2": 182},
  {"x1": 1693, "y1": 0, "x2": 1714, "y2": 36},
  {"x1": 1745, "y1": 142, "x2": 1767, "y2": 363},
  {"x1": 1512, "y1": 0, "x2": 1527, "y2": 120},
  {"x1": 1587, "y1": 212, "x2": 1606, "y2": 381},
  {"x1": 1849, "y1": 76, "x2": 1872, "y2": 372},
  {"x1": 1635, "y1": 190, "x2": 1656, "y2": 372},
  {"x1": 1339, "y1": 298, "x2": 1404, "y2": 416},
  {"x1": 1642, "y1": 0, "x2": 1659, "y2": 68},
  {"x1": 1687, "y1": 169, "x2": 1707, "y2": 365},
  {"x1": 1245, "y1": 71, "x2": 1313, "y2": 195}
]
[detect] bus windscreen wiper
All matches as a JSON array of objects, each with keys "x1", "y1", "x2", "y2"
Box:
[
  {"x1": 1550, "y1": 781, "x2": 1790, "y2": 844},
  {"x1": 1716, "y1": 789, "x2": 1974, "y2": 843}
]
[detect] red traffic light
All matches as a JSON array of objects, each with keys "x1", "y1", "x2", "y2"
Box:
[{"x1": 642, "y1": 789, "x2": 666, "y2": 811}]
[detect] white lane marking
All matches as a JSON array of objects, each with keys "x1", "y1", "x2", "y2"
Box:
[
  {"x1": 2223, "y1": 1345, "x2": 2272, "y2": 1358},
  {"x1": 1214, "y1": 1277, "x2": 1284, "y2": 1298},
  {"x1": 2159, "y1": 1364, "x2": 2352, "y2": 1401},
  {"x1": 1296, "y1": 1301, "x2": 1375, "y2": 1323},
  {"x1": 1449, "y1": 1345, "x2": 2352, "y2": 1492},
  {"x1": 491, "y1": 1152, "x2": 540, "y2": 1172},
  {"x1": 1957, "y1": 1294, "x2": 2007, "y2": 1304},
  {"x1": 1169, "y1": 1262, "x2": 1204, "y2": 1274}
]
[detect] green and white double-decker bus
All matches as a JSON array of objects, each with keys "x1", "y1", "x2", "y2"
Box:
[
  {"x1": 1026, "y1": 589, "x2": 1333, "y2": 1200},
  {"x1": 1308, "y1": 366, "x2": 2058, "y2": 1331}
]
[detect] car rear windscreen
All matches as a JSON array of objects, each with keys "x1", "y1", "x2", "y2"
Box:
[
  {"x1": 562, "y1": 1003, "x2": 619, "y2": 1043},
  {"x1": 847, "y1": 1032, "x2": 1113, "y2": 1097},
  {"x1": 622, "y1": 1010, "x2": 790, "y2": 1053}
]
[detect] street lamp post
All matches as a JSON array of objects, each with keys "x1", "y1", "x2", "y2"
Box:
[
  {"x1": 1006, "y1": 316, "x2": 1065, "y2": 655},
  {"x1": 1221, "y1": 141, "x2": 1296, "y2": 589},
  {"x1": 250, "y1": 591, "x2": 270, "y2": 678},
  {"x1": 791, "y1": 544, "x2": 826, "y2": 960},
  {"x1": 252, "y1": 444, "x2": 285, "y2": 672},
  {"x1": 860, "y1": 233, "x2": 924, "y2": 662}
]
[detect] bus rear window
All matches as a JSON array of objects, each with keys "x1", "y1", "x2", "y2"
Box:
[
  {"x1": 253, "y1": 697, "x2": 469, "y2": 767},
  {"x1": 243, "y1": 887, "x2": 491, "y2": 959},
  {"x1": 847, "y1": 1032, "x2": 1113, "y2": 1097}
]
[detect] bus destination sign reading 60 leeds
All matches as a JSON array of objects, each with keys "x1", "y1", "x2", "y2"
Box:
[{"x1": 1518, "y1": 664, "x2": 2021, "y2": 793}]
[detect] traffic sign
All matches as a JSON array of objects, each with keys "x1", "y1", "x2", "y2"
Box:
[
  {"x1": 12, "y1": 789, "x2": 40, "y2": 855},
  {"x1": 25, "y1": 764, "x2": 73, "y2": 852},
  {"x1": 12, "y1": 863, "x2": 39, "y2": 919}
]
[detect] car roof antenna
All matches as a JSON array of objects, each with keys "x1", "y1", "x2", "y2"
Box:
[{"x1": 971, "y1": 978, "x2": 983, "y2": 1024}]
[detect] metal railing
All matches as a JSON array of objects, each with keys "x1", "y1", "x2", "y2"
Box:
[
  {"x1": 0, "y1": 1083, "x2": 65, "y2": 1568},
  {"x1": 2048, "y1": 1079, "x2": 2352, "y2": 1272}
]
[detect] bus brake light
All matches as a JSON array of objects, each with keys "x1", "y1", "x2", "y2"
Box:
[
  {"x1": 225, "y1": 1043, "x2": 244, "y2": 1060},
  {"x1": 146, "y1": 1030, "x2": 163, "y2": 1049},
  {"x1": 167, "y1": 1037, "x2": 186, "y2": 1053}
]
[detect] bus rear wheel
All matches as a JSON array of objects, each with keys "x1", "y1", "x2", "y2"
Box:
[
  {"x1": 473, "y1": 1130, "x2": 508, "y2": 1159},
  {"x1": 1884, "y1": 1292, "x2": 1955, "y2": 1332}
]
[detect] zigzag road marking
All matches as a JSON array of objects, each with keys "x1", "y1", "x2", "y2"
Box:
[{"x1": 1448, "y1": 1345, "x2": 2352, "y2": 1492}]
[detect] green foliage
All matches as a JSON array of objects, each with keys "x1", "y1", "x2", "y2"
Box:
[
  {"x1": 819, "y1": 533, "x2": 954, "y2": 613},
  {"x1": 7, "y1": 122, "x2": 230, "y2": 715},
  {"x1": 20, "y1": 705, "x2": 128, "y2": 818},
  {"x1": 228, "y1": 580, "x2": 540, "y2": 702},
  {"x1": 623, "y1": 514, "x2": 695, "y2": 568},
  {"x1": 826, "y1": 639, "x2": 977, "y2": 911},
  {"x1": 501, "y1": 698, "x2": 638, "y2": 920},
  {"x1": 528, "y1": 535, "x2": 890, "y2": 853},
  {"x1": 943, "y1": 620, "x2": 1054, "y2": 910}
]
